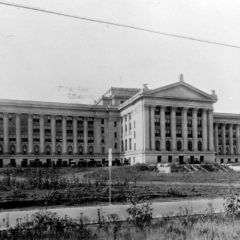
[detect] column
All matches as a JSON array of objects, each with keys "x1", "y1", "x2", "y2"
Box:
[
  {"x1": 229, "y1": 124, "x2": 233, "y2": 155},
  {"x1": 28, "y1": 114, "x2": 33, "y2": 154},
  {"x1": 208, "y1": 110, "x2": 214, "y2": 151},
  {"x1": 182, "y1": 108, "x2": 188, "y2": 151},
  {"x1": 236, "y1": 125, "x2": 240, "y2": 155},
  {"x1": 62, "y1": 116, "x2": 67, "y2": 154},
  {"x1": 3, "y1": 113, "x2": 9, "y2": 154},
  {"x1": 105, "y1": 117, "x2": 110, "y2": 151},
  {"x1": 171, "y1": 107, "x2": 176, "y2": 151},
  {"x1": 150, "y1": 106, "x2": 155, "y2": 150},
  {"x1": 202, "y1": 109, "x2": 207, "y2": 151},
  {"x1": 192, "y1": 109, "x2": 198, "y2": 151},
  {"x1": 160, "y1": 106, "x2": 166, "y2": 151},
  {"x1": 94, "y1": 118, "x2": 101, "y2": 153},
  {"x1": 143, "y1": 106, "x2": 150, "y2": 150},
  {"x1": 222, "y1": 124, "x2": 226, "y2": 155},
  {"x1": 214, "y1": 124, "x2": 219, "y2": 154},
  {"x1": 40, "y1": 115, "x2": 45, "y2": 154},
  {"x1": 51, "y1": 116, "x2": 56, "y2": 154},
  {"x1": 118, "y1": 120, "x2": 122, "y2": 153},
  {"x1": 84, "y1": 117, "x2": 88, "y2": 153},
  {"x1": 73, "y1": 117, "x2": 77, "y2": 154},
  {"x1": 16, "y1": 113, "x2": 21, "y2": 154}
]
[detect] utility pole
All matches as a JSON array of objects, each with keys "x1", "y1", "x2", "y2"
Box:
[{"x1": 108, "y1": 148, "x2": 112, "y2": 205}]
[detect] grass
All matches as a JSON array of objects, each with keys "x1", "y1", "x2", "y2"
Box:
[
  {"x1": 3, "y1": 210, "x2": 240, "y2": 239},
  {"x1": 0, "y1": 165, "x2": 238, "y2": 209},
  {"x1": 85, "y1": 165, "x2": 240, "y2": 184}
]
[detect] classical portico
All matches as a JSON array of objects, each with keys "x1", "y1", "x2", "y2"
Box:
[{"x1": 119, "y1": 79, "x2": 218, "y2": 164}]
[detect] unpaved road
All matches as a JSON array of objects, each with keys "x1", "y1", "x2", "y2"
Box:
[{"x1": 0, "y1": 198, "x2": 224, "y2": 230}]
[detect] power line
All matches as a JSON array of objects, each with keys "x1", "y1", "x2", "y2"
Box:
[{"x1": 0, "y1": 1, "x2": 240, "y2": 49}]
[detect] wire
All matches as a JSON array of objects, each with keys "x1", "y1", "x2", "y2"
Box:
[{"x1": 0, "y1": 1, "x2": 240, "y2": 49}]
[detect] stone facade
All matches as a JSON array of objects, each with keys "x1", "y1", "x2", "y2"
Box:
[{"x1": 0, "y1": 79, "x2": 238, "y2": 167}]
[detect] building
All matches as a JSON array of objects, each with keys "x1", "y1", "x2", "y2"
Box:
[{"x1": 0, "y1": 76, "x2": 239, "y2": 167}]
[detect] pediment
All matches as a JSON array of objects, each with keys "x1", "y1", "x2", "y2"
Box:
[{"x1": 145, "y1": 82, "x2": 217, "y2": 102}]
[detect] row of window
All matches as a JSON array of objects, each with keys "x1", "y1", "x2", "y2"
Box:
[
  {"x1": 155, "y1": 140, "x2": 203, "y2": 152},
  {"x1": 0, "y1": 144, "x2": 110, "y2": 155}
]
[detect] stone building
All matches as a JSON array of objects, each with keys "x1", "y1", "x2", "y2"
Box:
[{"x1": 0, "y1": 76, "x2": 238, "y2": 167}]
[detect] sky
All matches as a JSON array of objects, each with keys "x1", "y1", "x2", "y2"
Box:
[{"x1": 0, "y1": 0, "x2": 240, "y2": 113}]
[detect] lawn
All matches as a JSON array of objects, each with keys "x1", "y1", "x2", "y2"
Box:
[
  {"x1": 85, "y1": 165, "x2": 240, "y2": 184},
  {"x1": 0, "y1": 165, "x2": 238, "y2": 209}
]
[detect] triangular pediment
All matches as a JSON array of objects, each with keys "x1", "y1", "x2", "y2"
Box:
[{"x1": 144, "y1": 81, "x2": 217, "y2": 102}]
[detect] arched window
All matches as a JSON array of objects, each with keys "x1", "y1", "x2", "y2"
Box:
[
  {"x1": 166, "y1": 141, "x2": 171, "y2": 151},
  {"x1": 177, "y1": 141, "x2": 182, "y2": 151},
  {"x1": 218, "y1": 147, "x2": 222, "y2": 155},
  {"x1": 89, "y1": 146, "x2": 93, "y2": 154},
  {"x1": 188, "y1": 141, "x2": 193, "y2": 151},
  {"x1": 155, "y1": 140, "x2": 160, "y2": 151},
  {"x1": 234, "y1": 147, "x2": 237, "y2": 155},
  {"x1": 46, "y1": 145, "x2": 51, "y2": 155},
  {"x1": 57, "y1": 145, "x2": 61, "y2": 155},
  {"x1": 79, "y1": 146, "x2": 83, "y2": 155},
  {"x1": 22, "y1": 145, "x2": 28, "y2": 154},
  {"x1": 10, "y1": 145, "x2": 15, "y2": 154},
  {"x1": 198, "y1": 141, "x2": 202, "y2": 151},
  {"x1": 0, "y1": 144, "x2": 3, "y2": 154},
  {"x1": 34, "y1": 145, "x2": 39, "y2": 155},
  {"x1": 226, "y1": 147, "x2": 230, "y2": 155},
  {"x1": 68, "y1": 145, "x2": 73, "y2": 155}
]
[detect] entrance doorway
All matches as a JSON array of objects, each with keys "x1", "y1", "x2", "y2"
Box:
[
  {"x1": 157, "y1": 156, "x2": 162, "y2": 163},
  {"x1": 179, "y1": 156, "x2": 184, "y2": 164},
  {"x1": 168, "y1": 156, "x2": 172, "y2": 163},
  {"x1": 200, "y1": 156, "x2": 204, "y2": 163}
]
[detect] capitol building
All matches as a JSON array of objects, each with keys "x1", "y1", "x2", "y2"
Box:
[{"x1": 0, "y1": 75, "x2": 239, "y2": 167}]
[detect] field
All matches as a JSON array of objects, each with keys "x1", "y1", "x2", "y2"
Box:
[{"x1": 0, "y1": 165, "x2": 239, "y2": 209}]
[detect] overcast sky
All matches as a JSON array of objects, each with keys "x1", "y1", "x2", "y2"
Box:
[{"x1": 0, "y1": 0, "x2": 240, "y2": 113}]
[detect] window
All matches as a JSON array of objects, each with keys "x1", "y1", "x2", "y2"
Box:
[
  {"x1": 101, "y1": 147, "x2": 105, "y2": 154},
  {"x1": 125, "y1": 139, "x2": 127, "y2": 151},
  {"x1": 114, "y1": 142, "x2": 118, "y2": 149},
  {"x1": 129, "y1": 138, "x2": 132, "y2": 150},
  {"x1": 198, "y1": 141, "x2": 202, "y2": 151},
  {"x1": 68, "y1": 145, "x2": 73, "y2": 155},
  {"x1": 177, "y1": 141, "x2": 182, "y2": 151},
  {"x1": 101, "y1": 127, "x2": 105, "y2": 134},
  {"x1": 134, "y1": 143, "x2": 136, "y2": 150},
  {"x1": 114, "y1": 121, "x2": 117, "y2": 127},
  {"x1": 188, "y1": 141, "x2": 193, "y2": 151},
  {"x1": 114, "y1": 132, "x2": 117, "y2": 138},
  {"x1": 101, "y1": 118, "x2": 104, "y2": 124},
  {"x1": 166, "y1": 141, "x2": 171, "y2": 151},
  {"x1": 155, "y1": 140, "x2": 160, "y2": 151}
]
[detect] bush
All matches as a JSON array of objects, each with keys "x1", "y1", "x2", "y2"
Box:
[
  {"x1": 224, "y1": 193, "x2": 240, "y2": 218},
  {"x1": 126, "y1": 194, "x2": 153, "y2": 228},
  {"x1": 134, "y1": 163, "x2": 148, "y2": 171}
]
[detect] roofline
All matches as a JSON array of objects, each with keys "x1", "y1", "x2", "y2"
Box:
[
  {"x1": 95, "y1": 87, "x2": 141, "y2": 104},
  {"x1": 214, "y1": 112, "x2": 240, "y2": 118},
  {"x1": 119, "y1": 81, "x2": 217, "y2": 110},
  {"x1": 0, "y1": 98, "x2": 119, "y2": 112}
]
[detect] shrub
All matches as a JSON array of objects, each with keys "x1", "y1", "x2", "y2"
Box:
[
  {"x1": 134, "y1": 163, "x2": 148, "y2": 171},
  {"x1": 126, "y1": 194, "x2": 153, "y2": 228},
  {"x1": 224, "y1": 193, "x2": 240, "y2": 218}
]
